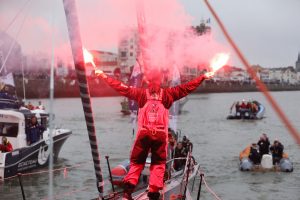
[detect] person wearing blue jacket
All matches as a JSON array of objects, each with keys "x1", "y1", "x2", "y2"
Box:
[{"x1": 26, "y1": 116, "x2": 45, "y2": 145}]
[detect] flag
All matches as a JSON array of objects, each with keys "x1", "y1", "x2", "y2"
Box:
[
  {"x1": 128, "y1": 61, "x2": 143, "y2": 111},
  {"x1": 128, "y1": 60, "x2": 143, "y2": 136},
  {"x1": 0, "y1": 72, "x2": 18, "y2": 109},
  {"x1": 0, "y1": 72, "x2": 15, "y2": 87}
]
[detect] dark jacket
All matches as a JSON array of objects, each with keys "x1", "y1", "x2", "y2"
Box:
[
  {"x1": 270, "y1": 143, "x2": 284, "y2": 158},
  {"x1": 99, "y1": 75, "x2": 206, "y2": 109},
  {"x1": 257, "y1": 139, "x2": 270, "y2": 155},
  {"x1": 173, "y1": 147, "x2": 187, "y2": 171},
  {"x1": 26, "y1": 124, "x2": 45, "y2": 144},
  {"x1": 249, "y1": 146, "x2": 261, "y2": 164}
]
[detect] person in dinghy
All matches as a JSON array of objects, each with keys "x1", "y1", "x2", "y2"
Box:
[{"x1": 96, "y1": 68, "x2": 214, "y2": 200}]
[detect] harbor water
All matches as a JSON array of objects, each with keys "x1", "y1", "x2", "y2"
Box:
[{"x1": 0, "y1": 91, "x2": 299, "y2": 200}]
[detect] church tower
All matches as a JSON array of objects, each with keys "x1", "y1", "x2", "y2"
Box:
[{"x1": 296, "y1": 52, "x2": 300, "y2": 72}]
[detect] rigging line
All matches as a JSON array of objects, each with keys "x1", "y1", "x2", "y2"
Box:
[
  {"x1": 203, "y1": 0, "x2": 300, "y2": 144},
  {"x1": 197, "y1": 169, "x2": 222, "y2": 200},
  {"x1": 0, "y1": 0, "x2": 32, "y2": 74},
  {"x1": 1, "y1": 160, "x2": 94, "y2": 181},
  {"x1": 202, "y1": 176, "x2": 222, "y2": 200},
  {"x1": 3, "y1": 0, "x2": 32, "y2": 32}
]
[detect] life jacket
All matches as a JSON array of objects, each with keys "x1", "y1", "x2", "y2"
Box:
[{"x1": 138, "y1": 89, "x2": 169, "y2": 134}]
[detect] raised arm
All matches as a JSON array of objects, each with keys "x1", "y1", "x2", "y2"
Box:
[
  {"x1": 95, "y1": 69, "x2": 142, "y2": 101},
  {"x1": 165, "y1": 72, "x2": 213, "y2": 101}
]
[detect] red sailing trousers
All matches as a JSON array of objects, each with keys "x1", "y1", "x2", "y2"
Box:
[{"x1": 123, "y1": 128, "x2": 167, "y2": 191}]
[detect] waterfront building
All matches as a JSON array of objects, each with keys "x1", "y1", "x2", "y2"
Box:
[
  {"x1": 269, "y1": 69, "x2": 283, "y2": 83},
  {"x1": 117, "y1": 21, "x2": 211, "y2": 79},
  {"x1": 118, "y1": 28, "x2": 139, "y2": 76},
  {"x1": 230, "y1": 68, "x2": 250, "y2": 82},
  {"x1": 89, "y1": 50, "x2": 119, "y2": 76},
  {"x1": 259, "y1": 67, "x2": 298, "y2": 85},
  {"x1": 296, "y1": 53, "x2": 300, "y2": 72},
  {"x1": 281, "y1": 66, "x2": 297, "y2": 85},
  {"x1": 259, "y1": 69, "x2": 270, "y2": 82}
]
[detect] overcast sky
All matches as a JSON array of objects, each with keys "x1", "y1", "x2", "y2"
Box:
[{"x1": 1, "y1": 0, "x2": 300, "y2": 68}]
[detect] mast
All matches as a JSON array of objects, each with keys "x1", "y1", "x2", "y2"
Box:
[
  {"x1": 21, "y1": 56, "x2": 26, "y2": 102},
  {"x1": 62, "y1": 0, "x2": 104, "y2": 197},
  {"x1": 135, "y1": 0, "x2": 151, "y2": 78}
]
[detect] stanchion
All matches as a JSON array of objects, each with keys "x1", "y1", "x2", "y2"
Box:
[
  {"x1": 105, "y1": 156, "x2": 115, "y2": 193},
  {"x1": 196, "y1": 173, "x2": 204, "y2": 200}
]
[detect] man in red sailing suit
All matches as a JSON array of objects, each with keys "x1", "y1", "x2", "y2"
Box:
[{"x1": 96, "y1": 69, "x2": 213, "y2": 200}]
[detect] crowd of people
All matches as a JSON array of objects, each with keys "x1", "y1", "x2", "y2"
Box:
[
  {"x1": 167, "y1": 128, "x2": 194, "y2": 172},
  {"x1": 233, "y1": 99, "x2": 259, "y2": 114},
  {"x1": 21, "y1": 101, "x2": 45, "y2": 110},
  {"x1": 242, "y1": 133, "x2": 285, "y2": 165}
]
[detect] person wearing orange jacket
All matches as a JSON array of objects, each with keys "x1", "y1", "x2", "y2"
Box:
[{"x1": 96, "y1": 68, "x2": 213, "y2": 200}]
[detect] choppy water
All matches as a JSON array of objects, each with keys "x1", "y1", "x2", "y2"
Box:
[{"x1": 1, "y1": 91, "x2": 300, "y2": 200}]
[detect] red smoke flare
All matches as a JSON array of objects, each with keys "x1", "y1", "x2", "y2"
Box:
[
  {"x1": 210, "y1": 53, "x2": 230, "y2": 72},
  {"x1": 83, "y1": 47, "x2": 96, "y2": 68}
]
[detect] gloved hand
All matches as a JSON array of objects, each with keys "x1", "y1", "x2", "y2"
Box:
[
  {"x1": 95, "y1": 69, "x2": 104, "y2": 76},
  {"x1": 95, "y1": 69, "x2": 107, "y2": 78},
  {"x1": 204, "y1": 71, "x2": 214, "y2": 79}
]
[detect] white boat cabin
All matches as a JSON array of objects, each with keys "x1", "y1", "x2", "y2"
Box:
[{"x1": 0, "y1": 109, "x2": 49, "y2": 151}]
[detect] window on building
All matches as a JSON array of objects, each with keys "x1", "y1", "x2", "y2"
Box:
[
  {"x1": 130, "y1": 52, "x2": 133, "y2": 56},
  {"x1": 130, "y1": 45, "x2": 133, "y2": 49},
  {"x1": 121, "y1": 51, "x2": 127, "y2": 57}
]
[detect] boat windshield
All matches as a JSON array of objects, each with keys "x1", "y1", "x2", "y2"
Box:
[{"x1": 0, "y1": 122, "x2": 18, "y2": 137}]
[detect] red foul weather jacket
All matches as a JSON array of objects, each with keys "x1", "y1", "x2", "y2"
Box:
[
  {"x1": 0, "y1": 142, "x2": 13, "y2": 152},
  {"x1": 99, "y1": 75, "x2": 206, "y2": 108}
]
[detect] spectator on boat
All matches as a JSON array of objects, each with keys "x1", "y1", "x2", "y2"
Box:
[
  {"x1": 182, "y1": 136, "x2": 193, "y2": 153},
  {"x1": 26, "y1": 116, "x2": 45, "y2": 145},
  {"x1": 0, "y1": 136, "x2": 13, "y2": 152},
  {"x1": 251, "y1": 102, "x2": 258, "y2": 113},
  {"x1": 270, "y1": 139, "x2": 284, "y2": 165},
  {"x1": 257, "y1": 133, "x2": 270, "y2": 156},
  {"x1": 37, "y1": 101, "x2": 45, "y2": 110},
  {"x1": 26, "y1": 102, "x2": 35, "y2": 110},
  {"x1": 167, "y1": 128, "x2": 176, "y2": 159},
  {"x1": 173, "y1": 142, "x2": 187, "y2": 171},
  {"x1": 235, "y1": 101, "x2": 240, "y2": 113},
  {"x1": 249, "y1": 143, "x2": 261, "y2": 165},
  {"x1": 165, "y1": 128, "x2": 177, "y2": 180},
  {"x1": 246, "y1": 101, "x2": 252, "y2": 110},
  {"x1": 95, "y1": 68, "x2": 213, "y2": 200},
  {"x1": 240, "y1": 100, "x2": 247, "y2": 109}
]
